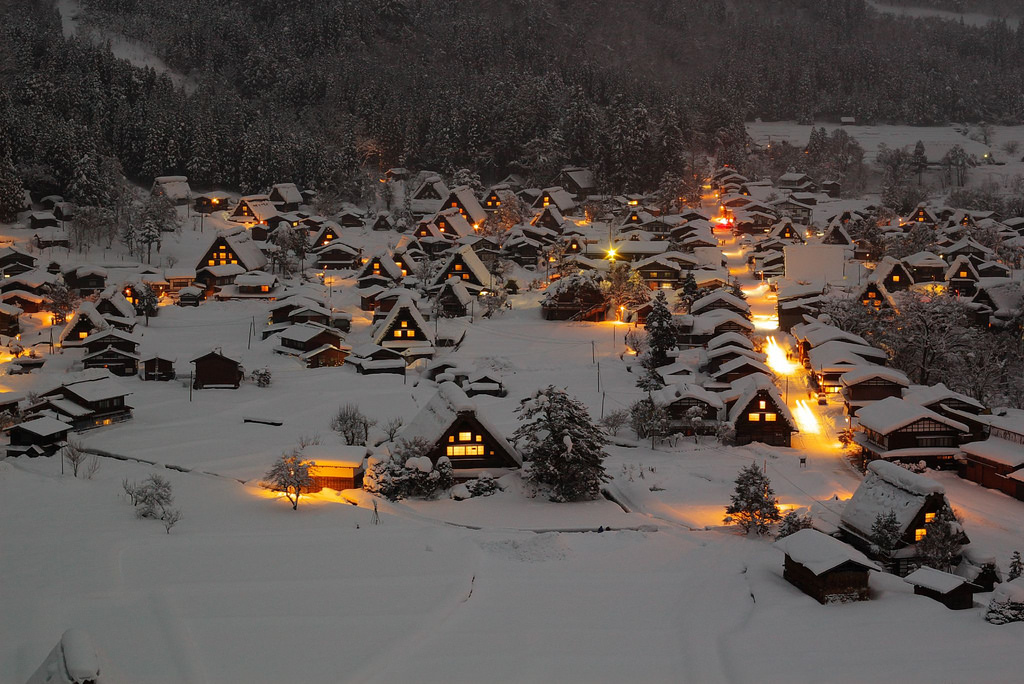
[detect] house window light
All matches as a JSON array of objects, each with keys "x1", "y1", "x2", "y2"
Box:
[{"x1": 748, "y1": 413, "x2": 760, "y2": 421}]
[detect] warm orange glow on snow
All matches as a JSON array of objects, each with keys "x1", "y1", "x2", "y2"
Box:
[
  {"x1": 793, "y1": 400, "x2": 821, "y2": 435},
  {"x1": 764, "y1": 336, "x2": 798, "y2": 376}
]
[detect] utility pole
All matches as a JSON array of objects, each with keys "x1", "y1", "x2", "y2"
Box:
[
  {"x1": 189, "y1": 371, "x2": 193, "y2": 402},
  {"x1": 591, "y1": 340, "x2": 596, "y2": 364}
]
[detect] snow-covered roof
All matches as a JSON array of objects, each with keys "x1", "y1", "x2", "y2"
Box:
[
  {"x1": 10, "y1": 415, "x2": 71, "y2": 437},
  {"x1": 651, "y1": 383, "x2": 725, "y2": 409},
  {"x1": 372, "y1": 294, "x2": 434, "y2": 346},
  {"x1": 279, "y1": 323, "x2": 338, "y2": 344},
  {"x1": 235, "y1": 271, "x2": 278, "y2": 287},
  {"x1": 399, "y1": 382, "x2": 520, "y2": 466},
  {"x1": 223, "y1": 231, "x2": 269, "y2": 271},
  {"x1": 792, "y1": 322, "x2": 867, "y2": 349},
  {"x1": 270, "y1": 182, "x2": 303, "y2": 205},
  {"x1": 807, "y1": 340, "x2": 886, "y2": 370},
  {"x1": 773, "y1": 529, "x2": 879, "y2": 575},
  {"x1": 856, "y1": 396, "x2": 969, "y2": 435},
  {"x1": 690, "y1": 290, "x2": 750, "y2": 314},
  {"x1": 840, "y1": 365, "x2": 910, "y2": 388},
  {"x1": 49, "y1": 375, "x2": 131, "y2": 403},
  {"x1": 944, "y1": 255, "x2": 980, "y2": 281},
  {"x1": 903, "y1": 566, "x2": 969, "y2": 593},
  {"x1": 713, "y1": 355, "x2": 773, "y2": 379},
  {"x1": 840, "y1": 460, "x2": 947, "y2": 538},
  {"x1": 959, "y1": 437, "x2": 1024, "y2": 468},
  {"x1": 706, "y1": 331, "x2": 754, "y2": 351},
  {"x1": 725, "y1": 374, "x2": 796, "y2": 427},
  {"x1": 439, "y1": 276, "x2": 473, "y2": 307},
  {"x1": 902, "y1": 251, "x2": 947, "y2": 269},
  {"x1": 902, "y1": 383, "x2": 985, "y2": 412},
  {"x1": 153, "y1": 176, "x2": 192, "y2": 201},
  {"x1": 432, "y1": 245, "x2": 491, "y2": 288}
]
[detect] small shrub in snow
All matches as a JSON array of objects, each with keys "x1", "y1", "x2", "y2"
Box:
[
  {"x1": 250, "y1": 367, "x2": 272, "y2": 387},
  {"x1": 363, "y1": 457, "x2": 407, "y2": 500},
  {"x1": 776, "y1": 510, "x2": 813, "y2": 540},
  {"x1": 405, "y1": 456, "x2": 453, "y2": 499},
  {"x1": 135, "y1": 474, "x2": 174, "y2": 520},
  {"x1": 724, "y1": 463, "x2": 780, "y2": 535},
  {"x1": 986, "y1": 580, "x2": 1024, "y2": 625},
  {"x1": 600, "y1": 409, "x2": 629, "y2": 436},
  {"x1": 331, "y1": 403, "x2": 376, "y2": 445},
  {"x1": 162, "y1": 508, "x2": 182, "y2": 534},
  {"x1": 453, "y1": 472, "x2": 500, "y2": 500},
  {"x1": 381, "y1": 417, "x2": 404, "y2": 441},
  {"x1": 63, "y1": 441, "x2": 88, "y2": 477}
]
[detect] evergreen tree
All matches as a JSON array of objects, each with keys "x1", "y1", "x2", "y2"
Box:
[
  {"x1": 513, "y1": 386, "x2": 609, "y2": 502},
  {"x1": 133, "y1": 282, "x2": 158, "y2": 325},
  {"x1": 1009, "y1": 551, "x2": 1023, "y2": 581},
  {"x1": 0, "y1": 157, "x2": 23, "y2": 222},
  {"x1": 45, "y1": 282, "x2": 79, "y2": 325},
  {"x1": 724, "y1": 463, "x2": 781, "y2": 535},
  {"x1": 776, "y1": 510, "x2": 813, "y2": 540},
  {"x1": 917, "y1": 505, "x2": 964, "y2": 573},
  {"x1": 870, "y1": 509, "x2": 902, "y2": 557},
  {"x1": 645, "y1": 290, "x2": 676, "y2": 367},
  {"x1": 911, "y1": 140, "x2": 927, "y2": 184}
]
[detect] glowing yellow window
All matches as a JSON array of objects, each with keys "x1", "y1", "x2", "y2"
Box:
[
  {"x1": 496, "y1": 201, "x2": 501, "y2": 206},
  {"x1": 452, "y1": 202, "x2": 458, "y2": 208},
  {"x1": 748, "y1": 413, "x2": 760, "y2": 422},
  {"x1": 260, "y1": 285, "x2": 269, "y2": 293},
  {"x1": 231, "y1": 260, "x2": 237, "y2": 265},
  {"x1": 454, "y1": 264, "x2": 462, "y2": 271},
  {"x1": 448, "y1": 435, "x2": 454, "y2": 442},
  {"x1": 765, "y1": 413, "x2": 777, "y2": 422},
  {"x1": 462, "y1": 274, "x2": 468, "y2": 280},
  {"x1": 393, "y1": 330, "x2": 402, "y2": 338},
  {"x1": 924, "y1": 513, "x2": 936, "y2": 524},
  {"x1": 892, "y1": 275, "x2": 900, "y2": 282},
  {"x1": 874, "y1": 300, "x2": 880, "y2": 307},
  {"x1": 79, "y1": 331, "x2": 88, "y2": 339},
  {"x1": 401, "y1": 321, "x2": 408, "y2": 327},
  {"x1": 915, "y1": 528, "x2": 927, "y2": 541},
  {"x1": 868, "y1": 291, "x2": 875, "y2": 298},
  {"x1": 373, "y1": 263, "x2": 380, "y2": 269},
  {"x1": 487, "y1": 201, "x2": 493, "y2": 206},
  {"x1": 959, "y1": 271, "x2": 967, "y2": 278},
  {"x1": 476, "y1": 435, "x2": 482, "y2": 442},
  {"x1": 543, "y1": 199, "x2": 550, "y2": 206},
  {"x1": 208, "y1": 260, "x2": 215, "y2": 266},
  {"x1": 458, "y1": 432, "x2": 472, "y2": 442},
  {"x1": 759, "y1": 400, "x2": 766, "y2": 409}
]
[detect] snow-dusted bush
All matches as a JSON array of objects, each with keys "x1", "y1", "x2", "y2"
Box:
[
  {"x1": 452, "y1": 472, "x2": 501, "y2": 500},
  {"x1": 870, "y1": 509, "x2": 902, "y2": 558},
  {"x1": 250, "y1": 367, "x2": 272, "y2": 388},
  {"x1": 600, "y1": 409, "x2": 630, "y2": 436},
  {"x1": 364, "y1": 438, "x2": 453, "y2": 500},
  {"x1": 332, "y1": 403, "x2": 376, "y2": 445},
  {"x1": 776, "y1": 510, "x2": 813, "y2": 540},
  {"x1": 126, "y1": 474, "x2": 176, "y2": 521},
  {"x1": 986, "y1": 579, "x2": 1024, "y2": 625}
]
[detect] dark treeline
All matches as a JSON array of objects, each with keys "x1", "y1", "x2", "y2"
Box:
[{"x1": 3, "y1": 0, "x2": 1024, "y2": 207}]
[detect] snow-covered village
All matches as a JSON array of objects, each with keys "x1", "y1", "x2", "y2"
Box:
[{"x1": 4, "y1": 0, "x2": 1024, "y2": 682}]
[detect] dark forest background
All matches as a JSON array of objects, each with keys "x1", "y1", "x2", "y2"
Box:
[{"x1": 3, "y1": 0, "x2": 1024, "y2": 205}]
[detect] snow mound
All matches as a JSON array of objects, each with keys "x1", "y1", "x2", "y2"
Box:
[{"x1": 480, "y1": 533, "x2": 570, "y2": 562}]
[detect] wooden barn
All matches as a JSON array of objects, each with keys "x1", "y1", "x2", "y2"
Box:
[
  {"x1": 32, "y1": 375, "x2": 133, "y2": 431},
  {"x1": 0, "y1": 302, "x2": 21, "y2": 336},
  {"x1": 853, "y1": 396, "x2": 969, "y2": 466},
  {"x1": 398, "y1": 382, "x2": 521, "y2": 479},
  {"x1": 839, "y1": 366, "x2": 910, "y2": 417},
  {"x1": 191, "y1": 351, "x2": 244, "y2": 389},
  {"x1": 302, "y1": 446, "x2": 368, "y2": 492},
  {"x1": 141, "y1": 355, "x2": 176, "y2": 381},
  {"x1": 904, "y1": 567, "x2": 977, "y2": 610},
  {"x1": 774, "y1": 529, "x2": 879, "y2": 604},
  {"x1": 6, "y1": 416, "x2": 71, "y2": 458},
  {"x1": 346, "y1": 343, "x2": 406, "y2": 376},
  {"x1": 959, "y1": 414, "x2": 1024, "y2": 502}
]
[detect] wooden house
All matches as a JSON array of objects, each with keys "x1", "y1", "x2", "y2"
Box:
[
  {"x1": 165, "y1": 268, "x2": 196, "y2": 293},
  {"x1": 689, "y1": 290, "x2": 750, "y2": 318},
  {"x1": 32, "y1": 375, "x2": 133, "y2": 430},
  {"x1": 531, "y1": 205, "x2": 566, "y2": 232},
  {"x1": 821, "y1": 222, "x2": 853, "y2": 246},
  {"x1": 0, "y1": 302, "x2": 20, "y2": 336},
  {"x1": 268, "y1": 183, "x2": 303, "y2": 212},
  {"x1": 309, "y1": 221, "x2": 342, "y2": 249},
  {"x1": 441, "y1": 186, "x2": 487, "y2": 227},
  {"x1": 140, "y1": 355, "x2": 176, "y2": 381},
  {"x1": 1, "y1": 290, "x2": 44, "y2": 314},
  {"x1": 276, "y1": 323, "x2": 348, "y2": 368},
  {"x1": 314, "y1": 240, "x2": 360, "y2": 271},
  {"x1": 776, "y1": 295, "x2": 823, "y2": 333},
  {"x1": 767, "y1": 218, "x2": 806, "y2": 243},
  {"x1": 712, "y1": 356, "x2": 774, "y2": 385},
  {"x1": 725, "y1": 374, "x2": 797, "y2": 447},
  {"x1": 902, "y1": 383, "x2": 988, "y2": 441},
  {"x1": 436, "y1": 277, "x2": 473, "y2": 318},
  {"x1": 673, "y1": 309, "x2": 754, "y2": 347},
  {"x1": 193, "y1": 192, "x2": 229, "y2": 214},
  {"x1": 904, "y1": 566, "x2": 977, "y2": 610},
  {"x1": 650, "y1": 383, "x2": 724, "y2": 435},
  {"x1": 633, "y1": 256, "x2": 686, "y2": 291},
  {"x1": 195, "y1": 264, "x2": 245, "y2": 292},
  {"x1": 92, "y1": 291, "x2": 135, "y2": 329},
  {"x1": 410, "y1": 174, "x2": 450, "y2": 216},
  {"x1": 541, "y1": 274, "x2": 607, "y2": 321},
  {"x1": 430, "y1": 245, "x2": 493, "y2": 291},
  {"x1": 821, "y1": 180, "x2": 841, "y2": 198},
  {"x1": 777, "y1": 172, "x2": 817, "y2": 193},
  {"x1": 945, "y1": 256, "x2": 980, "y2": 296},
  {"x1": 2, "y1": 270, "x2": 56, "y2": 296},
  {"x1": 302, "y1": 446, "x2": 368, "y2": 492},
  {"x1": 62, "y1": 264, "x2": 107, "y2": 296},
  {"x1": 870, "y1": 257, "x2": 913, "y2": 292},
  {"x1": 774, "y1": 529, "x2": 878, "y2": 604},
  {"x1": 482, "y1": 184, "x2": 517, "y2": 214},
  {"x1": 839, "y1": 460, "x2": 965, "y2": 575},
  {"x1": 976, "y1": 261, "x2": 1010, "y2": 279},
  {"x1": 0, "y1": 246, "x2": 37, "y2": 277},
  {"x1": 907, "y1": 204, "x2": 939, "y2": 225},
  {"x1": 196, "y1": 231, "x2": 268, "y2": 272},
  {"x1": 229, "y1": 195, "x2": 280, "y2": 226},
  {"x1": 82, "y1": 346, "x2": 139, "y2": 377},
  {"x1": 552, "y1": 167, "x2": 596, "y2": 198},
  {"x1": 772, "y1": 198, "x2": 813, "y2": 225},
  {"x1": 372, "y1": 295, "x2": 434, "y2": 360},
  {"x1": 372, "y1": 212, "x2": 396, "y2": 232},
  {"x1": 398, "y1": 382, "x2": 521, "y2": 479},
  {"x1": 59, "y1": 302, "x2": 108, "y2": 348},
  {"x1": 151, "y1": 176, "x2": 192, "y2": 206},
  {"x1": 853, "y1": 396, "x2": 969, "y2": 467},
  {"x1": 177, "y1": 286, "x2": 205, "y2": 307},
  {"x1": 191, "y1": 351, "x2": 244, "y2": 389},
  {"x1": 346, "y1": 343, "x2": 406, "y2": 376},
  {"x1": 29, "y1": 212, "x2": 59, "y2": 230},
  {"x1": 356, "y1": 251, "x2": 403, "y2": 287},
  {"x1": 532, "y1": 186, "x2": 576, "y2": 215},
  {"x1": 5, "y1": 416, "x2": 71, "y2": 458},
  {"x1": 856, "y1": 281, "x2": 896, "y2": 310},
  {"x1": 433, "y1": 207, "x2": 475, "y2": 240},
  {"x1": 959, "y1": 422, "x2": 1024, "y2": 502},
  {"x1": 840, "y1": 366, "x2": 910, "y2": 417},
  {"x1": 902, "y1": 252, "x2": 947, "y2": 283}
]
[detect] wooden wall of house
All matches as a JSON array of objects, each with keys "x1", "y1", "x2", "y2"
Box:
[
  {"x1": 431, "y1": 415, "x2": 517, "y2": 472},
  {"x1": 913, "y1": 583, "x2": 974, "y2": 610},
  {"x1": 783, "y1": 556, "x2": 869, "y2": 604},
  {"x1": 193, "y1": 358, "x2": 242, "y2": 388}
]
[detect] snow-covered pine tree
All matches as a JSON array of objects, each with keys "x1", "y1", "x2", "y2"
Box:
[
  {"x1": 724, "y1": 462, "x2": 781, "y2": 535},
  {"x1": 870, "y1": 509, "x2": 902, "y2": 558},
  {"x1": 133, "y1": 282, "x2": 158, "y2": 325},
  {"x1": 917, "y1": 505, "x2": 964, "y2": 573},
  {"x1": 45, "y1": 282, "x2": 79, "y2": 325},
  {"x1": 645, "y1": 290, "x2": 675, "y2": 367},
  {"x1": 1009, "y1": 551, "x2": 1023, "y2": 581},
  {"x1": 776, "y1": 510, "x2": 813, "y2": 540},
  {"x1": 513, "y1": 386, "x2": 609, "y2": 502},
  {"x1": 0, "y1": 156, "x2": 23, "y2": 222},
  {"x1": 263, "y1": 450, "x2": 315, "y2": 510}
]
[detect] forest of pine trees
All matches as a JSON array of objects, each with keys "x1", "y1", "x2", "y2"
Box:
[{"x1": 4, "y1": 0, "x2": 1024, "y2": 204}]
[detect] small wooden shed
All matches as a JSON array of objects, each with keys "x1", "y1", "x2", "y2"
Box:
[
  {"x1": 904, "y1": 566, "x2": 977, "y2": 610},
  {"x1": 774, "y1": 529, "x2": 879, "y2": 604},
  {"x1": 191, "y1": 351, "x2": 243, "y2": 389},
  {"x1": 302, "y1": 446, "x2": 368, "y2": 492}
]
